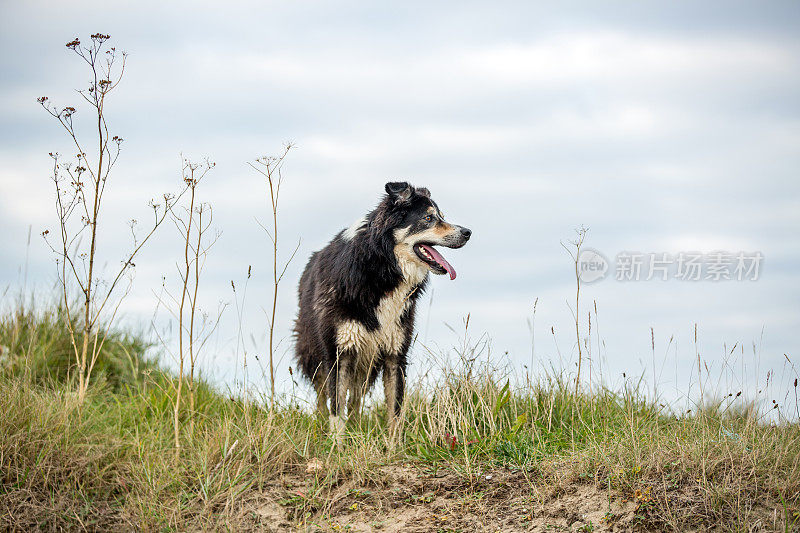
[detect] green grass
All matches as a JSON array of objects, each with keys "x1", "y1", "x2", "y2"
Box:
[
  {"x1": 0, "y1": 302, "x2": 798, "y2": 531},
  {"x1": 0, "y1": 298, "x2": 153, "y2": 392}
]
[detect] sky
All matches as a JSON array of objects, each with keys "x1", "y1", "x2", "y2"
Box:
[{"x1": 1, "y1": 1, "x2": 799, "y2": 415}]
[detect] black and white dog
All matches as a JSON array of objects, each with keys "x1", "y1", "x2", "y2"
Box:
[{"x1": 294, "y1": 182, "x2": 471, "y2": 439}]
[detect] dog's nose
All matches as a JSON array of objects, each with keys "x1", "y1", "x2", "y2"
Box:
[{"x1": 460, "y1": 227, "x2": 472, "y2": 240}]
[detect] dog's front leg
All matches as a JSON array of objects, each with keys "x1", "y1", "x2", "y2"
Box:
[
  {"x1": 328, "y1": 351, "x2": 351, "y2": 446},
  {"x1": 383, "y1": 356, "x2": 405, "y2": 439}
]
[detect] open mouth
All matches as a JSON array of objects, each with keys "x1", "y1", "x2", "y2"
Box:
[{"x1": 413, "y1": 243, "x2": 456, "y2": 280}]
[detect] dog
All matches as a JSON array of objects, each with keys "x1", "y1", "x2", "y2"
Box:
[{"x1": 293, "y1": 181, "x2": 471, "y2": 440}]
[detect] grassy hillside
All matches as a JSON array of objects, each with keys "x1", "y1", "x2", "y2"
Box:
[{"x1": 0, "y1": 303, "x2": 798, "y2": 531}]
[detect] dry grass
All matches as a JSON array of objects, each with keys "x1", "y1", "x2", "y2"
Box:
[{"x1": 0, "y1": 303, "x2": 798, "y2": 532}]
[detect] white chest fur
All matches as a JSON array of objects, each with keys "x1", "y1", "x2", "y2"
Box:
[{"x1": 335, "y1": 248, "x2": 427, "y2": 365}]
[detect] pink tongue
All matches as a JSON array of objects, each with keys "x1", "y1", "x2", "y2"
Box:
[{"x1": 420, "y1": 244, "x2": 457, "y2": 280}]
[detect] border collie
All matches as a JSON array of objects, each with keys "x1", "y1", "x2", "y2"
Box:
[{"x1": 294, "y1": 182, "x2": 471, "y2": 440}]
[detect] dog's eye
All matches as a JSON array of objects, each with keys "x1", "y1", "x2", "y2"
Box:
[{"x1": 424, "y1": 215, "x2": 434, "y2": 223}]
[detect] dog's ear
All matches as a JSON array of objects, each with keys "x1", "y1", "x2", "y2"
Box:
[
  {"x1": 415, "y1": 187, "x2": 430, "y2": 198},
  {"x1": 385, "y1": 181, "x2": 413, "y2": 204}
]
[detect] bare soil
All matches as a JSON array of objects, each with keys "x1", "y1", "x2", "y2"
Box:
[{"x1": 233, "y1": 462, "x2": 780, "y2": 532}]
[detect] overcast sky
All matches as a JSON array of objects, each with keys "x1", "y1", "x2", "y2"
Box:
[{"x1": 1, "y1": 1, "x2": 798, "y2": 413}]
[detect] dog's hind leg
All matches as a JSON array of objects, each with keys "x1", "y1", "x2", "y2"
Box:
[
  {"x1": 349, "y1": 359, "x2": 381, "y2": 423},
  {"x1": 348, "y1": 368, "x2": 369, "y2": 424},
  {"x1": 312, "y1": 364, "x2": 329, "y2": 418}
]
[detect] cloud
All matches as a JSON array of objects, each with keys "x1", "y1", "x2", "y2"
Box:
[
  {"x1": 0, "y1": 2, "x2": 798, "y2": 407},
  {"x1": 462, "y1": 32, "x2": 796, "y2": 85}
]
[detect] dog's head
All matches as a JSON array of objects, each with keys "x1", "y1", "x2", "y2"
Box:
[{"x1": 383, "y1": 181, "x2": 471, "y2": 280}]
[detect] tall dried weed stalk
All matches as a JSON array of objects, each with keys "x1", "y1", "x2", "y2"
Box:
[
  {"x1": 562, "y1": 225, "x2": 588, "y2": 398},
  {"x1": 249, "y1": 144, "x2": 298, "y2": 408},
  {"x1": 39, "y1": 34, "x2": 180, "y2": 405},
  {"x1": 171, "y1": 158, "x2": 220, "y2": 452}
]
